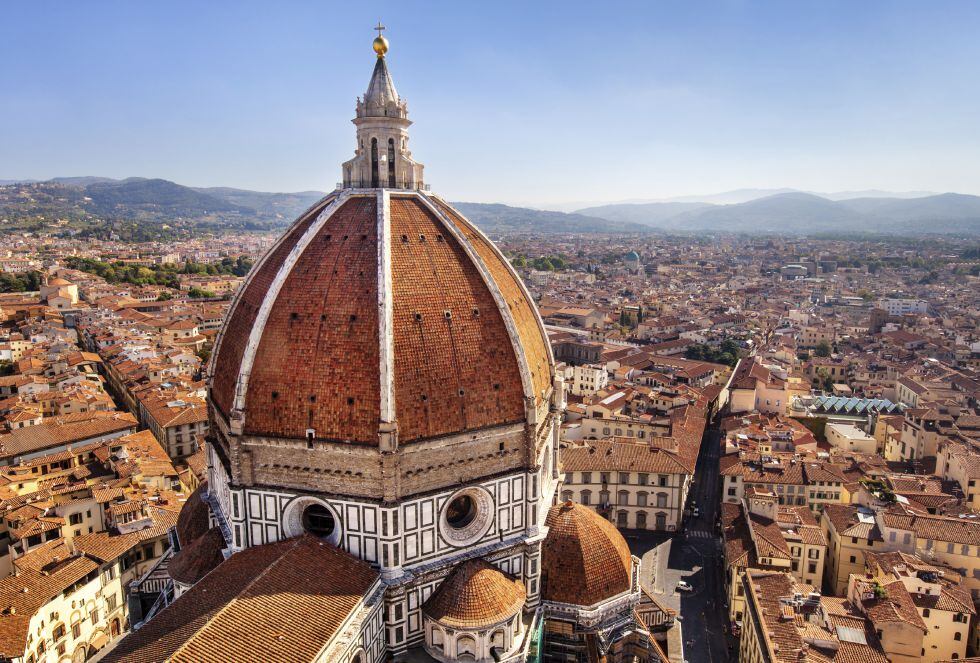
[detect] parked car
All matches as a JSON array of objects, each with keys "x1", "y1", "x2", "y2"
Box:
[
  {"x1": 677, "y1": 580, "x2": 693, "y2": 592},
  {"x1": 692, "y1": 506, "x2": 701, "y2": 517}
]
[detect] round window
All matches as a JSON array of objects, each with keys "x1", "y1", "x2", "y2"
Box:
[
  {"x1": 445, "y1": 494, "x2": 477, "y2": 529},
  {"x1": 302, "y1": 503, "x2": 336, "y2": 538},
  {"x1": 439, "y1": 487, "x2": 494, "y2": 547}
]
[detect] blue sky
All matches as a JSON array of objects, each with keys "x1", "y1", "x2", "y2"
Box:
[{"x1": 2, "y1": 1, "x2": 979, "y2": 206}]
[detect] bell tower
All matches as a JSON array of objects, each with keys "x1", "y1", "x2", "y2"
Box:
[{"x1": 342, "y1": 24, "x2": 425, "y2": 190}]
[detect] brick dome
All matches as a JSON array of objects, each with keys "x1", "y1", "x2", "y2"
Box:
[
  {"x1": 541, "y1": 501, "x2": 634, "y2": 606},
  {"x1": 422, "y1": 559, "x2": 526, "y2": 628},
  {"x1": 209, "y1": 191, "x2": 552, "y2": 445}
]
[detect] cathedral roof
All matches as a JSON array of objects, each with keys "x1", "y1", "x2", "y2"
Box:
[
  {"x1": 541, "y1": 501, "x2": 633, "y2": 606},
  {"x1": 103, "y1": 536, "x2": 378, "y2": 663},
  {"x1": 422, "y1": 558, "x2": 526, "y2": 628},
  {"x1": 210, "y1": 192, "x2": 553, "y2": 445}
]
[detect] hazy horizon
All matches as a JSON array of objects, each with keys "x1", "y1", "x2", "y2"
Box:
[{"x1": 3, "y1": 1, "x2": 980, "y2": 206}]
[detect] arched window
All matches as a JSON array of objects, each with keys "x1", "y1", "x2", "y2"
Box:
[
  {"x1": 656, "y1": 493, "x2": 668, "y2": 508},
  {"x1": 431, "y1": 628, "x2": 444, "y2": 648},
  {"x1": 387, "y1": 138, "x2": 396, "y2": 187},
  {"x1": 637, "y1": 491, "x2": 648, "y2": 507},
  {"x1": 370, "y1": 138, "x2": 379, "y2": 187},
  {"x1": 580, "y1": 490, "x2": 591, "y2": 506},
  {"x1": 457, "y1": 635, "x2": 477, "y2": 660},
  {"x1": 491, "y1": 629, "x2": 505, "y2": 651}
]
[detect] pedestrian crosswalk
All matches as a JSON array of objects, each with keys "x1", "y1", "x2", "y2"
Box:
[{"x1": 686, "y1": 529, "x2": 716, "y2": 539}]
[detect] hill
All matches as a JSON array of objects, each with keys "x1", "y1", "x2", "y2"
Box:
[
  {"x1": 0, "y1": 177, "x2": 643, "y2": 239},
  {"x1": 576, "y1": 192, "x2": 980, "y2": 235},
  {"x1": 449, "y1": 202, "x2": 650, "y2": 234}
]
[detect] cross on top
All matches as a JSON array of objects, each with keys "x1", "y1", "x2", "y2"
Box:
[{"x1": 374, "y1": 21, "x2": 386, "y2": 37}]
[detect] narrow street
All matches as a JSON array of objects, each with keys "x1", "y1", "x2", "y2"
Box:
[{"x1": 630, "y1": 425, "x2": 734, "y2": 662}]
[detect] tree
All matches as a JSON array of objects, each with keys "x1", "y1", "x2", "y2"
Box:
[
  {"x1": 188, "y1": 287, "x2": 216, "y2": 299},
  {"x1": 814, "y1": 341, "x2": 831, "y2": 357},
  {"x1": 156, "y1": 292, "x2": 174, "y2": 301}
]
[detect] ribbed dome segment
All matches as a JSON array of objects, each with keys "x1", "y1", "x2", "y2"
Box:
[
  {"x1": 422, "y1": 559, "x2": 525, "y2": 628},
  {"x1": 209, "y1": 191, "x2": 552, "y2": 446},
  {"x1": 541, "y1": 502, "x2": 633, "y2": 606}
]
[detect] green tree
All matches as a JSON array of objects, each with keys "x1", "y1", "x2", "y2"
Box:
[
  {"x1": 188, "y1": 287, "x2": 216, "y2": 299},
  {"x1": 814, "y1": 341, "x2": 831, "y2": 357}
]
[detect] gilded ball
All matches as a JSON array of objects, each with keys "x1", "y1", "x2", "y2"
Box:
[{"x1": 372, "y1": 35, "x2": 389, "y2": 56}]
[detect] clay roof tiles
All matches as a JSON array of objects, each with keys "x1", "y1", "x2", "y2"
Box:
[
  {"x1": 210, "y1": 194, "x2": 551, "y2": 446},
  {"x1": 541, "y1": 501, "x2": 633, "y2": 606},
  {"x1": 421, "y1": 558, "x2": 525, "y2": 628},
  {"x1": 103, "y1": 535, "x2": 378, "y2": 663}
]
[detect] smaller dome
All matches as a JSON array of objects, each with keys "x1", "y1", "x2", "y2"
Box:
[
  {"x1": 624, "y1": 251, "x2": 640, "y2": 262},
  {"x1": 48, "y1": 277, "x2": 71, "y2": 286},
  {"x1": 423, "y1": 559, "x2": 526, "y2": 628},
  {"x1": 541, "y1": 501, "x2": 633, "y2": 606},
  {"x1": 175, "y1": 483, "x2": 210, "y2": 547}
]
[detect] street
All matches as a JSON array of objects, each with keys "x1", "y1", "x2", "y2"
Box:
[{"x1": 627, "y1": 426, "x2": 735, "y2": 663}]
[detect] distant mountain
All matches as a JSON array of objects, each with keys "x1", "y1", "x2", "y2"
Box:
[
  {"x1": 575, "y1": 201, "x2": 712, "y2": 226},
  {"x1": 3, "y1": 176, "x2": 976, "y2": 238},
  {"x1": 450, "y1": 202, "x2": 651, "y2": 234},
  {"x1": 582, "y1": 191, "x2": 980, "y2": 235},
  {"x1": 50, "y1": 176, "x2": 119, "y2": 187},
  {"x1": 193, "y1": 186, "x2": 325, "y2": 220},
  {"x1": 84, "y1": 178, "x2": 252, "y2": 216},
  {"x1": 0, "y1": 176, "x2": 645, "y2": 238}
]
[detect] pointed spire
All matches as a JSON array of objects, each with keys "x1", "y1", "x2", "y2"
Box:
[{"x1": 364, "y1": 56, "x2": 399, "y2": 109}]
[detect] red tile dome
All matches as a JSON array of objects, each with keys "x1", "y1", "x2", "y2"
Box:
[
  {"x1": 422, "y1": 558, "x2": 526, "y2": 628},
  {"x1": 541, "y1": 501, "x2": 634, "y2": 606},
  {"x1": 209, "y1": 191, "x2": 552, "y2": 445}
]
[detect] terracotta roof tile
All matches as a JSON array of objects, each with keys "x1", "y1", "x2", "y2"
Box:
[{"x1": 541, "y1": 501, "x2": 632, "y2": 606}]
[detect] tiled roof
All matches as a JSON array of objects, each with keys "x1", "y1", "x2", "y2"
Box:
[
  {"x1": 422, "y1": 558, "x2": 525, "y2": 628},
  {"x1": 541, "y1": 501, "x2": 632, "y2": 606},
  {"x1": 562, "y1": 439, "x2": 689, "y2": 474},
  {"x1": 0, "y1": 411, "x2": 137, "y2": 459},
  {"x1": 103, "y1": 535, "x2": 378, "y2": 663}
]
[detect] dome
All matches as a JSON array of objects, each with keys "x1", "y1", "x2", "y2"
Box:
[
  {"x1": 541, "y1": 501, "x2": 633, "y2": 606},
  {"x1": 422, "y1": 559, "x2": 525, "y2": 628},
  {"x1": 624, "y1": 251, "x2": 640, "y2": 262},
  {"x1": 47, "y1": 277, "x2": 71, "y2": 286},
  {"x1": 175, "y1": 483, "x2": 210, "y2": 546},
  {"x1": 210, "y1": 192, "x2": 553, "y2": 445},
  {"x1": 168, "y1": 527, "x2": 225, "y2": 586}
]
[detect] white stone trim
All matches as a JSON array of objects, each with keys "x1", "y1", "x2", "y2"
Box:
[
  {"x1": 377, "y1": 189, "x2": 395, "y2": 426},
  {"x1": 411, "y1": 192, "x2": 536, "y2": 405},
  {"x1": 231, "y1": 191, "x2": 354, "y2": 419},
  {"x1": 208, "y1": 193, "x2": 335, "y2": 385}
]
